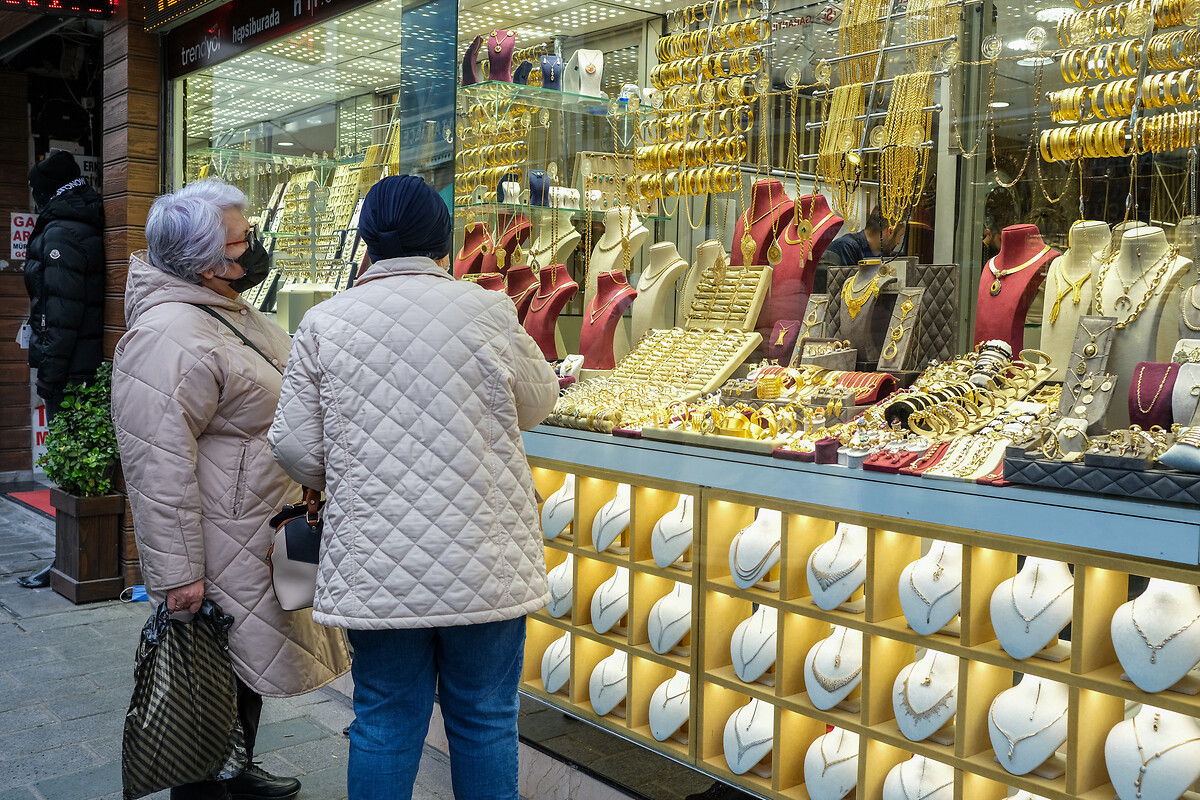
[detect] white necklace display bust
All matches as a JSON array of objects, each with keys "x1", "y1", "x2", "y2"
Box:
[
  {"x1": 546, "y1": 554, "x2": 573, "y2": 619},
  {"x1": 987, "y1": 675, "x2": 1069, "y2": 776},
  {"x1": 882, "y1": 755, "x2": 954, "y2": 800},
  {"x1": 541, "y1": 473, "x2": 575, "y2": 540},
  {"x1": 589, "y1": 649, "x2": 628, "y2": 717},
  {"x1": 1112, "y1": 578, "x2": 1200, "y2": 693},
  {"x1": 541, "y1": 632, "x2": 571, "y2": 694},
  {"x1": 731, "y1": 604, "x2": 778, "y2": 684},
  {"x1": 590, "y1": 566, "x2": 630, "y2": 634},
  {"x1": 803, "y1": 727, "x2": 859, "y2": 800},
  {"x1": 651, "y1": 494, "x2": 694, "y2": 568},
  {"x1": 990, "y1": 557, "x2": 1074, "y2": 660},
  {"x1": 892, "y1": 650, "x2": 959, "y2": 743},
  {"x1": 648, "y1": 582, "x2": 693, "y2": 655},
  {"x1": 1105, "y1": 705, "x2": 1200, "y2": 800},
  {"x1": 722, "y1": 697, "x2": 775, "y2": 776},
  {"x1": 729, "y1": 509, "x2": 783, "y2": 589},
  {"x1": 898, "y1": 541, "x2": 964, "y2": 635},
  {"x1": 592, "y1": 483, "x2": 631, "y2": 553},
  {"x1": 648, "y1": 670, "x2": 691, "y2": 742},
  {"x1": 805, "y1": 625, "x2": 864, "y2": 710},
  {"x1": 807, "y1": 523, "x2": 868, "y2": 611}
]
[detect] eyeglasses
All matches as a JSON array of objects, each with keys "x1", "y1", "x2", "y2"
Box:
[{"x1": 225, "y1": 225, "x2": 259, "y2": 248}]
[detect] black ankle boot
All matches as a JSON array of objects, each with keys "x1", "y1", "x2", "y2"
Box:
[{"x1": 18, "y1": 563, "x2": 52, "y2": 588}]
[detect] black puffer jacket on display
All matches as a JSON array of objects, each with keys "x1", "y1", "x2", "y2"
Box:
[{"x1": 24, "y1": 185, "x2": 106, "y2": 393}]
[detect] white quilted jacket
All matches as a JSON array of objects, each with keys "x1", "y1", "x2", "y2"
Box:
[
  {"x1": 112, "y1": 252, "x2": 350, "y2": 697},
  {"x1": 268, "y1": 257, "x2": 558, "y2": 630}
]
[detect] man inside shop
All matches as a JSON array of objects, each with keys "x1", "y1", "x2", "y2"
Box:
[{"x1": 819, "y1": 205, "x2": 907, "y2": 268}]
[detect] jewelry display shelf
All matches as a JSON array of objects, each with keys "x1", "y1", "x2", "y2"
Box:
[
  {"x1": 1003, "y1": 446, "x2": 1200, "y2": 506},
  {"x1": 524, "y1": 428, "x2": 1200, "y2": 800},
  {"x1": 458, "y1": 80, "x2": 611, "y2": 116}
]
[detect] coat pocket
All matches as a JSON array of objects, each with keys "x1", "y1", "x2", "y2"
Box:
[{"x1": 231, "y1": 441, "x2": 250, "y2": 517}]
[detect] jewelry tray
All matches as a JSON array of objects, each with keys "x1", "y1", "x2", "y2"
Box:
[
  {"x1": 1003, "y1": 446, "x2": 1200, "y2": 506},
  {"x1": 684, "y1": 263, "x2": 771, "y2": 332}
]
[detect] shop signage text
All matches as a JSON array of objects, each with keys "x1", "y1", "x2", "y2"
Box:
[
  {"x1": 164, "y1": 0, "x2": 370, "y2": 75},
  {"x1": 11, "y1": 213, "x2": 36, "y2": 261}
]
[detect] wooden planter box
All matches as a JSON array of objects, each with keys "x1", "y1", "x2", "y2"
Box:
[{"x1": 48, "y1": 488, "x2": 125, "y2": 604}]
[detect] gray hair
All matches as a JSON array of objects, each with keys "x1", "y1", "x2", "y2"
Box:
[{"x1": 145, "y1": 179, "x2": 249, "y2": 282}]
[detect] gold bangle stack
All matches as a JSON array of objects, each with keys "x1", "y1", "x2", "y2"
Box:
[
  {"x1": 1058, "y1": 0, "x2": 1188, "y2": 49},
  {"x1": 1147, "y1": 29, "x2": 1200, "y2": 69},
  {"x1": 1137, "y1": 108, "x2": 1200, "y2": 152},
  {"x1": 650, "y1": 47, "x2": 765, "y2": 89},
  {"x1": 667, "y1": 0, "x2": 762, "y2": 32}
]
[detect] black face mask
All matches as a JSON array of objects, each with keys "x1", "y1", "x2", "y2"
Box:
[{"x1": 219, "y1": 235, "x2": 271, "y2": 293}]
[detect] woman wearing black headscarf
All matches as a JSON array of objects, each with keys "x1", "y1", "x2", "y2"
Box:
[{"x1": 269, "y1": 175, "x2": 558, "y2": 800}]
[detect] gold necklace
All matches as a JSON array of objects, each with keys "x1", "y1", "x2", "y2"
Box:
[
  {"x1": 1130, "y1": 716, "x2": 1200, "y2": 798},
  {"x1": 1134, "y1": 363, "x2": 1175, "y2": 415},
  {"x1": 881, "y1": 71, "x2": 935, "y2": 228},
  {"x1": 987, "y1": 245, "x2": 1051, "y2": 296},
  {"x1": 587, "y1": 273, "x2": 633, "y2": 323},
  {"x1": 1048, "y1": 263, "x2": 1091, "y2": 324},
  {"x1": 784, "y1": 212, "x2": 836, "y2": 246},
  {"x1": 842, "y1": 274, "x2": 880, "y2": 320},
  {"x1": 1095, "y1": 245, "x2": 1178, "y2": 328},
  {"x1": 489, "y1": 30, "x2": 514, "y2": 52}
]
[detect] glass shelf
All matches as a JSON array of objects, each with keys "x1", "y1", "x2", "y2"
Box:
[
  {"x1": 457, "y1": 81, "x2": 611, "y2": 117},
  {"x1": 454, "y1": 201, "x2": 669, "y2": 223}
]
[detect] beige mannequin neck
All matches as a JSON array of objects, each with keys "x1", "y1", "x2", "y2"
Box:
[
  {"x1": 587, "y1": 207, "x2": 647, "y2": 306},
  {"x1": 633, "y1": 242, "x2": 687, "y2": 342},
  {"x1": 527, "y1": 210, "x2": 580, "y2": 271},
  {"x1": 1176, "y1": 216, "x2": 1200, "y2": 265},
  {"x1": 1059, "y1": 220, "x2": 1109, "y2": 280},
  {"x1": 1114, "y1": 227, "x2": 1171, "y2": 283}
]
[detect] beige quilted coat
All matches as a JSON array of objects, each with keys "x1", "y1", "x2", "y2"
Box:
[
  {"x1": 111, "y1": 251, "x2": 350, "y2": 697},
  {"x1": 268, "y1": 257, "x2": 558, "y2": 630}
]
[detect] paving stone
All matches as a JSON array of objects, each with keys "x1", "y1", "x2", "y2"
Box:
[
  {"x1": 6, "y1": 649, "x2": 128, "y2": 686},
  {"x1": 0, "y1": 675, "x2": 99, "y2": 713},
  {"x1": 43, "y1": 687, "x2": 132, "y2": 721},
  {"x1": 0, "y1": 787, "x2": 37, "y2": 800},
  {"x1": 0, "y1": 744, "x2": 99, "y2": 792},
  {"x1": 294, "y1": 764, "x2": 349, "y2": 800},
  {"x1": 33, "y1": 761, "x2": 121, "y2": 800},
  {"x1": 0, "y1": 707, "x2": 119, "y2": 758},
  {"x1": 253, "y1": 717, "x2": 331, "y2": 755},
  {"x1": 0, "y1": 704, "x2": 54, "y2": 733}
]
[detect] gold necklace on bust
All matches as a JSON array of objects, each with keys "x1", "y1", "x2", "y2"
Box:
[
  {"x1": 1095, "y1": 245, "x2": 1178, "y2": 328},
  {"x1": 1048, "y1": 263, "x2": 1091, "y2": 324},
  {"x1": 489, "y1": 30, "x2": 514, "y2": 52},
  {"x1": 842, "y1": 273, "x2": 880, "y2": 320},
  {"x1": 987, "y1": 245, "x2": 1051, "y2": 296}
]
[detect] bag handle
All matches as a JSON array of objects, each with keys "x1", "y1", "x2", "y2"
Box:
[
  {"x1": 303, "y1": 487, "x2": 320, "y2": 527},
  {"x1": 189, "y1": 304, "x2": 284, "y2": 374}
]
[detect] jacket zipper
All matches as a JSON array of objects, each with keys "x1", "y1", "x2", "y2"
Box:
[{"x1": 232, "y1": 442, "x2": 249, "y2": 516}]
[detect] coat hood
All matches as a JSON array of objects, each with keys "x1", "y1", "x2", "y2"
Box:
[
  {"x1": 125, "y1": 250, "x2": 246, "y2": 328},
  {"x1": 33, "y1": 185, "x2": 104, "y2": 231}
]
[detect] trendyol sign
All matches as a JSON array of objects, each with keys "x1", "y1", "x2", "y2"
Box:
[{"x1": 163, "y1": 0, "x2": 372, "y2": 72}]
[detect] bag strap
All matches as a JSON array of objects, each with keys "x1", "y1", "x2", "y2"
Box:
[
  {"x1": 303, "y1": 486, "x2": 321, "y2": 527},
  {"x1": 189, "y1": 304, "x2": 284, "y2": 374}
]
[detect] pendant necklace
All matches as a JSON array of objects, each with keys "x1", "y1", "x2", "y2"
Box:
[
  {"x1": 898, "y1": 660, "x2": 955, "y2": 723},
  {"x1": 1129, "y1": 597, "x2": 1200, "y2": 664},
  {"x1": 988, "y1": 245, "x2": 1051, "y2": 296},
  {"x1": 660, "y1": 673, "x2": 689, "y2": 704},
  {"x1": 1010, "y1": 579, "x2": 1072, "y2": 633},
  {"x1": 989, "y1": 703, "x2": 1066, "y2": 761},
  {"x1": 1130, "y1": 716, "x2": 1200, "y2": 798},
  {"x1": 1095, "y1": 245, "x2": 1178, "y2": 327},
  {"x1": 733, "y1": 612, "x2": 776, "y2": 673},
  {"x1": 1069, "y1": 318, "x2": 1115, "y2": 377},
  {"x1": 489, "y1": 29, "x2": 514, "y2": 52},
  {"x1": 898, "y1": 761, "x2": 951, "y2": 800},
  {"x1": 810, "y1": 629, "x2": 861, "y2": 693}
]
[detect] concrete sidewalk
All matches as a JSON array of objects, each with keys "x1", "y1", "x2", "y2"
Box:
[{"x1": 0, "y1": 489, "x2": 455, "y2": 800}]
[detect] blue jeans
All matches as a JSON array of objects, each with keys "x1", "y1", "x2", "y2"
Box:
[{"x1": 347, "y1": 617, "x2": 527, "y2": 800}]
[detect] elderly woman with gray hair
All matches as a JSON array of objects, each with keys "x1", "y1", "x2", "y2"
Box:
[{"x1": 111, "y1": 178, "x2": 350, "y2": 800}]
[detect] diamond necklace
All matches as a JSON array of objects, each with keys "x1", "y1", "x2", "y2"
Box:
[
  {"x1": 731, "y1": 702, "x2": 772, "y2": 761},
  {"x1": 1010, "y1": 578, "x2": 1072, "y2": 634},
  {"x1": 1129, "y1": 597, "x2": 1200, "y2": 664},
  {"x1": 734, "y1": 611, "x2": 776, "y2": 674},
  {"x1": 819, "y1": 729, "x2": 856, "y2": 777},
  {"x1": 989, "y1": 703, "x2": 1066, "y2": 761},
  {"x1": 810, "y1": 630, "x2": 861, "y2": 693},
  {"x1": 908, "y1": 572, "x2": 962, "y2": 624},
  {"x1": 898, "y1": 657, "x2": 955, "y2": 723}
]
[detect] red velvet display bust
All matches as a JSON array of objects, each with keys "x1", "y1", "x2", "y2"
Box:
[
  {"x1": 454, "y1": 222, "x2": 492, "y2": 279},
  {"x1": 524, "y1": 264, "x2": 579, "y2": 360},
  {"x1": 580, "y1": 270, "x2": 637, "y2": 370},
  {"x1": 504, "y1": 264, "x2": 539, "y2": 323},
  {"x1": 759, "y1": 194, "x2": 844, "y2": 341},
  {"x1": 475, "y1": 273, "x2": 505, "y2": 292},
  {"x1": 973, "y1": 224, "x2": 1059, "y2": 351},
  {"x1": 730, "y1": 178, "x2": 793, "y2": 266}
]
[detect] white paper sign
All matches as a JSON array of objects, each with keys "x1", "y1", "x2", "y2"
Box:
[
  {"x1": 32, "y1": 403, "x2": 48, "y2": 472},
  {"x1": 16, "y1": 322, "x2": 30, "y2": 349},
  {"x1": 11, "y1": 212, "x2": 36, "y2": 260}
]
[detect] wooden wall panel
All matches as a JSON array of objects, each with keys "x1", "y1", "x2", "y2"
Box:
[
  {"x1": 0, "y1": 73, "x2": 31, "y2": 474},
  {"x1": 104, "y1": 1, "x2": 161, "y2": 589}
]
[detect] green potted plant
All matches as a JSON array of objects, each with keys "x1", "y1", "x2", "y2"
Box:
[{"x1": 38, "y1": 362, "x2": 125, "y2": 603}]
